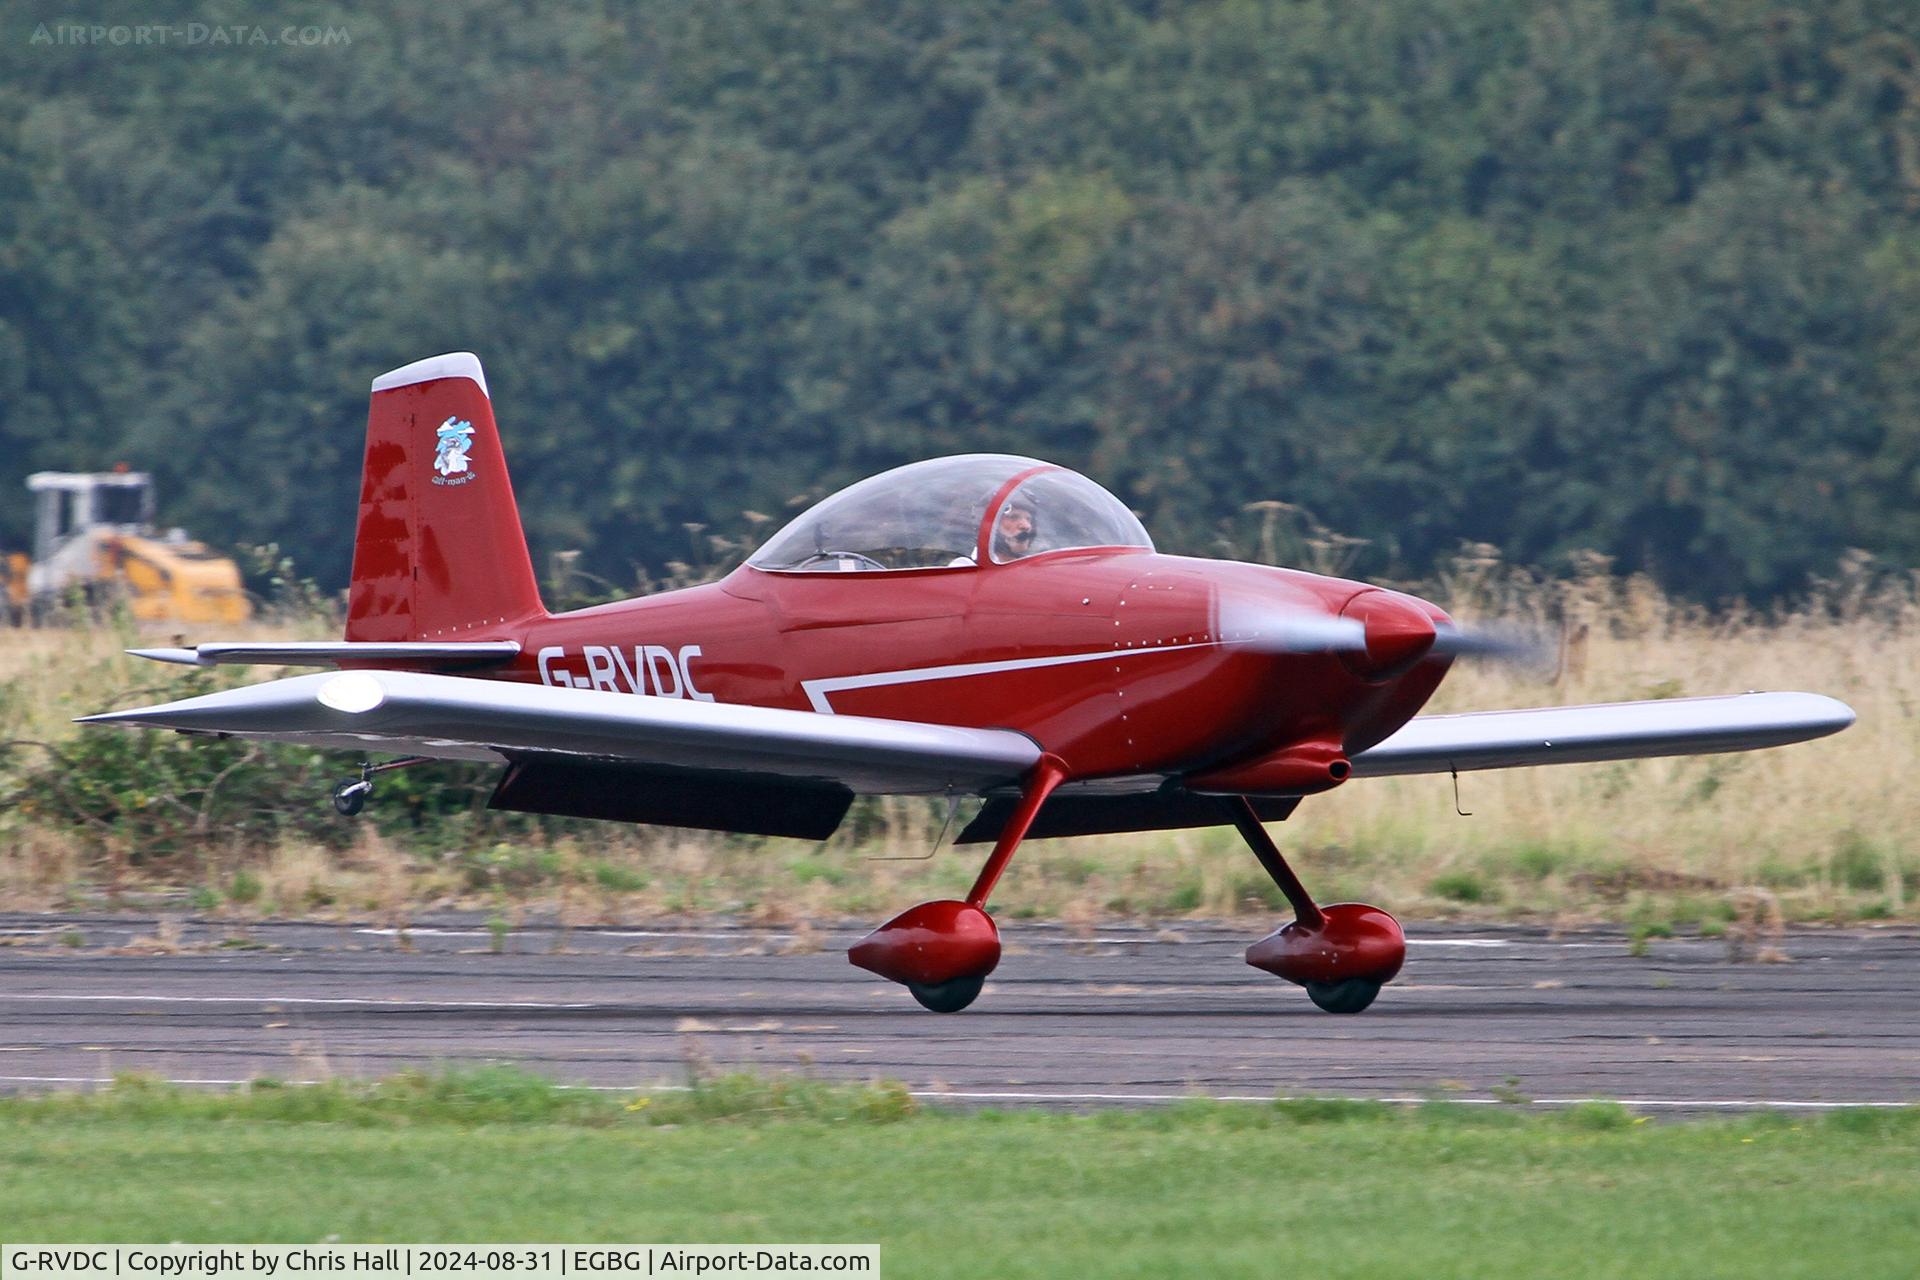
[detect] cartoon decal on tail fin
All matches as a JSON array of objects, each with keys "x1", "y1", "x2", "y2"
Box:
[
  {"x1": 432, "y1": 416, "x2": 476, "y2": 483},
  {"x1": 347, "y1": 352, "x2": 545, "y2": 643}
]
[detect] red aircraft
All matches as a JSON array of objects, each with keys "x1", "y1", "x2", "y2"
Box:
[{"x1": 87, "y1": 353, "x2": 1855, "y2": 1014}]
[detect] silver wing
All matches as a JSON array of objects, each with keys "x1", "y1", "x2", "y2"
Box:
[
  {"x1": 1349, "y1": 691, "x2": 1854, "y2": 776},
  {"x1": 77, "y1": 672, "x2": 1851, "y2": 840},
  {"x1": 79, "y1": 669, "x2": 1038, "y2": 796}
]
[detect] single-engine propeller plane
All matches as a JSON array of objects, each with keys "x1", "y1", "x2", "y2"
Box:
[{"x1": 85, "y1": 352, "x2": 1855, "y2": 1014}]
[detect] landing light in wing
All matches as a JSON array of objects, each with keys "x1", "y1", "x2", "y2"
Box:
[{"x1": 316, "y1": 672, "x2": 386, "y2": 714}]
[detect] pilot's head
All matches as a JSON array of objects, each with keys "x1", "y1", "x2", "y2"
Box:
[{"x1": 992, "y1": 499, "x2": 1036, "y2": 561}]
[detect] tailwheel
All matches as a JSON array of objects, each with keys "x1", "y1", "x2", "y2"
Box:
[
  {"x1": 329, "y1": 756, "x2": 431, "y2": 818},
  {"x1": 907, "y1": 974, "x2": 986, "y2": 1014},
  {"x1": 331, "y1": 778, "x2": 370, "y2": 816},
  {"x1": 1304, "y1": 977, "x2": 1382, "y2": 1015}
]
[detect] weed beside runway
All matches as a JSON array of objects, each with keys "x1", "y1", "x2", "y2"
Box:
[{"x1": 4, "y1": 1070, "x2": 1917, "y2": 1277}]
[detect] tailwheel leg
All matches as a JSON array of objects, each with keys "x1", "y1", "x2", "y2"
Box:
[
  {"x1": 850, "y1": 755, "x2": 1068, "y2": 1012},
  {"x1": 1226, "y1": 797, "x2": 1404, "y2": 1014},
  {"x1": 330, "y1": 756, "x2": 431, "y2": 817}
]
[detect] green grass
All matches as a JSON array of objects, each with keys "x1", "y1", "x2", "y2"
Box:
[{"x1": 2, "y1": 1071, "x2": 1917, "y2": 1277}]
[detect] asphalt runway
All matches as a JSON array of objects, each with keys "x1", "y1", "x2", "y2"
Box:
[{"x1": 2, "y1": 912, "x2": 1915, "y2": 1110}]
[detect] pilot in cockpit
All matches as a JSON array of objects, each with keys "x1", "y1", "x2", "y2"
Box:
[{"x1": 951, "y1": 497, "x2": 1037, "y2": 566}]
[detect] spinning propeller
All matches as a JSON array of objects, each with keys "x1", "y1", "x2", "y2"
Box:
[{"x1": 1218, "y1": 590, "x2": 1554, "y2": 677}]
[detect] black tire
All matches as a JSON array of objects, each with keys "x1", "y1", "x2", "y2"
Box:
[
  {"x1": 1305, "y1": 977, "x2": 1382, "y2": 1014},
  {"x1": 331, "y1": 781, "x2": 368, "y2": 817},
  {"x1": 907, "y1": 974, "x2": 985, "y2": 1013}
]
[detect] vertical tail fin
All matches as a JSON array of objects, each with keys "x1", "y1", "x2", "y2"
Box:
[{"x1": 346, "y1": 352, "x2": 545, "y2": 642}]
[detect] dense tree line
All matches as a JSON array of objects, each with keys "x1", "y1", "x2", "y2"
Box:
[{"x1": 4, "y1": 0, "x2": 1918, "y2": 601}]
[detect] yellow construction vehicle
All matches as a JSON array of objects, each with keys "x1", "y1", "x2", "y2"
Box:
[{"x1": 4, "y1": 470, "x2": 251, "y2": 625}]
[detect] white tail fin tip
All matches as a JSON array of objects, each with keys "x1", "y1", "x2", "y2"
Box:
[{"x1": 370, "y1": 351, "x2": 490, "y2": 398}]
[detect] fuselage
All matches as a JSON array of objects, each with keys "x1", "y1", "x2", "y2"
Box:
[{"x1": 461, "y1": 548, "x2": 1454, "y2": 787}]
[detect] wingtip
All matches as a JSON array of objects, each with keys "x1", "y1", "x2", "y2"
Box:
[
  {"x1": 74, "y1": 707, "x2": 153, "y2": 726},
  {"x1": 127, "y1": 647, "x2": 205, "y2": 667},
  {"x1": 1734, "y1": 690, "x2": 1857, "y2": 740},
  {"x1": 1810, "y1": 692, "x2": 1858, "y2": 732}
]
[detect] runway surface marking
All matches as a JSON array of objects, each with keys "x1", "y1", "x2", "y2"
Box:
[{"x1": 0, "y1": 993, "x2": 602, "y2": 1009}]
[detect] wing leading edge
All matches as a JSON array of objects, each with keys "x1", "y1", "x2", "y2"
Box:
[
  {"x1": 1348, "y1": 691, "x2": 1854, "y2": 777},
  {"x1": 78, "y1": 669, "x2": 1040, "y2": 796}
]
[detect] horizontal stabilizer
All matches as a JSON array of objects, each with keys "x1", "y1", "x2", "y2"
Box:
[
  {"x1": 1349, "y1": 691, "x2": 1854, "y2": 776},
  {"x1": 79, "y1": 670, "x2": 1040, "y2": 796},
  {"x1": 128, "y1": 641, "x2": 522, "y2": 669}
]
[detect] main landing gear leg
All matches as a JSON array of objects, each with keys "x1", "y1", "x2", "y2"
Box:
[
  {"x1": 1227, "y1": 797, "x2": 1404, "y2": 1014},
  {"x1": 849, "y1": 755, "x2": 1068, "y2": 1013}
]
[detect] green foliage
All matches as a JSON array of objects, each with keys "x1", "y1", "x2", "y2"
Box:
[
  {"x1": 1626, "y1": 919, "x2": 1673, "y2": 956},
  {"x1": 3, "y1": 664, "x2": 342, "y2": 863},
  {"x1": 1431, "y1": 869, "x2": 1495, "y2": 903},
  {"x1": 1830, "y1": 831, "x2": 1892, "y2": 893},
  {"x1": 1510, "y1": 842, "x2": 1571, "y2": 881},
  {"x1": 0, "y1": 656, "x2": 598, "y2": 869},
  {"x1": 588, "y1": 860, "x2": 648, "y2": 893},
  {"x1": 4, "y1": 2, "x2": 1920, "y2": 601},
  {"x1": 1160, "y1": 876, "x2": 1204, "y2": 913}
]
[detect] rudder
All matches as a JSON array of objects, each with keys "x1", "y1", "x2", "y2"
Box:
[{"x1": 347, "y1": 352, "x2": 545, "y2": 641}]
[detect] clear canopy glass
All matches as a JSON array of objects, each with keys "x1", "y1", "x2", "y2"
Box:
[
  {"x1": 748, "y1": 454, "x2": 1152, "y2": 572},
  {"x1": 988, "y1": 469, "x2": 1154, "y2": 564}
]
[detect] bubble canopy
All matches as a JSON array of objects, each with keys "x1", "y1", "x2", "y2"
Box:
[{"x1": 747, "y1": 455, "x2": 1153, "y2": 573}]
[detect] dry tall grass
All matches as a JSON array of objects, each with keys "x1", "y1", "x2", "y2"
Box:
[
  {"x1": 1277, "y1": 554, "x2": 1916, "y2": 923},
  {"x1": 1, "y1": 559, "x2": 1909, "y2": 926}
]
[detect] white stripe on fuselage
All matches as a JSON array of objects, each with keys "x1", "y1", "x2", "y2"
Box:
[{"x1": 800, "y1": 643, "x2": 1212, "y2": 714}]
